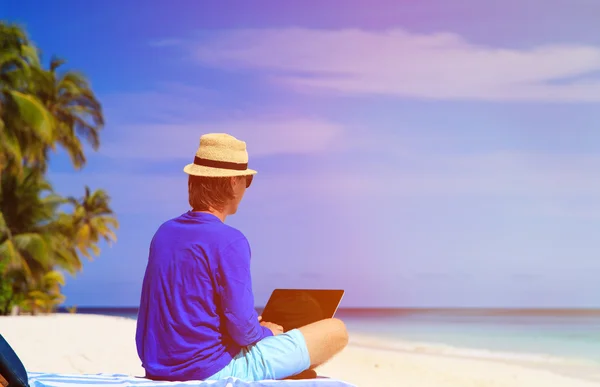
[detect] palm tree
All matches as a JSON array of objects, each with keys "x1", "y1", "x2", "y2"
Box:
[
  {"x1": 0, "y1": 171, "x2": 118, "y2": 314},
  {"x1": 1, "y1": 22, "x2": 104, "y2": 174},
  {"x1": 0, "y1": 168, "x2": 57, "y2": 281},
  {"x1": 67, "y1": 186, "x2": 119, "y2": 260},
  {"x1": 23, "y1": 270, "x2": 66, "y2": 314},
  {"x1": 32, "y1": 58, "x2": 104, "y2": 170},
  {"x1": 0, "y1": 22, "x2": 39, "y2": 76},
  {"x1": 0, "y1": 258, "x2": 24, "y2": 315},
  {"x1": 0, "y1": 168, "x2": 61, "y2": 314},
  {"x1": 0, "y1": 22, "x2": 117, "y2": 315},
  {"x1": 0, "y1": 22, "x2": 55, "y2": 175}
]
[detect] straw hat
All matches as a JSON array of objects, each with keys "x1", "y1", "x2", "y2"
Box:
[{"x1": 183, "y1": 133, "x2": 257, "y2": 177}]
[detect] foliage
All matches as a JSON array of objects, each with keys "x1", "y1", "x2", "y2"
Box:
[{"x1": 0, "y1": 22, "x2": 118, "y2": 315}]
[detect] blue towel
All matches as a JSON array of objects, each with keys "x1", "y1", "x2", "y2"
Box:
[{"x1": 27, "y1": 372, "x2": 356, "y2": 387}]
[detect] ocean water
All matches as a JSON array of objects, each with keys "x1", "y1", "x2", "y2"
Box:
[
  {"x1": 65, "y1": 308, "x2": 600, "y2": 365},
  {"x1": 336, "y1": 309, "x2": 600, "y2": 365}
]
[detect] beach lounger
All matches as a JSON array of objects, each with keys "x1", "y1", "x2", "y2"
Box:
[
  {"x1": 27, "y1": 373, "x2": 355, "y2": 387},
  {"x1": 1, "y1": 334, "x2": 355, "y2": 387},
  {"x1": 1, "y1": 334, "x2": 29, "y2": 387}
]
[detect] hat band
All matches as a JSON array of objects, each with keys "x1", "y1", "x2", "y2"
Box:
[{"x1": 194, "y1": 156, "x2": 248, "y2": 171}]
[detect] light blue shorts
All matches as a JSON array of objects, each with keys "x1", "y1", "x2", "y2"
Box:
[{"x1": 206, "y1": 329, "x2": 311, "y2": 381}]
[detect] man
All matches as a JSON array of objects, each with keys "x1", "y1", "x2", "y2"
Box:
[{"x1": 135, "y1": 133, "x2": 348, "y2": 382}]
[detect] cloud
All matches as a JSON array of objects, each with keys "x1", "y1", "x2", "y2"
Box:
[
  {"x1": 393, "y1": 151, "x2": 600, "y2": 196},
  {"x1": 47, "y1": 172, "x2": 187, "y2": 216},
  {"x1": 100, "y1": 118, "x2": 345, "y2": 161},
  {"x1": 49, "y1": 150, "x2": 600, "y2": 218},
  {"x1": 148, "y1": 38, "x2": 182, "y2": 48},
  {"x1": 100, "y1": 83, "x2": 221, "y2": 125},
  {"x1": 178, "y1": 28, "x2": 600, "y2": 102},
  {"x1": 98, "y1": 82, "x2": 346, "y2": 161},
  {"x1": 250, "y1": 150, "x2": 600, "y2": 198}
]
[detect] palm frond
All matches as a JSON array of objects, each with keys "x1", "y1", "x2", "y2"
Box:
[
  {"x1": 12, "y1": 232, "x2": 50, "y2": 267},
  {"x1": 42, "y1": 270, "x2": 65, "y2": 288},
  {"x1": 5, "y1": 90, "x2": 54, "y2": 143},
  {"x1": 0, "y1": 240, "x2": 32, "y2": 278},
  {"x1": 0, "y1": 239, "x2": 20, "y2": 266},
  {"x1": 0, "y1": 126, "x2": 23, "y2": 168},
  {"x1": 0, "y1": 211, "x2": 9, "y2": 237}
]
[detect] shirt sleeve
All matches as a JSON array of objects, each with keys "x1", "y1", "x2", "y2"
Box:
[{"x1": 216, "y1": 236, "x2": 273, "y2": 346}]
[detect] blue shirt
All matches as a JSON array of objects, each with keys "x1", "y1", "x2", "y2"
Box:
[{"x1": 135, "y1": 211, "x2": 272, "y2": 381}]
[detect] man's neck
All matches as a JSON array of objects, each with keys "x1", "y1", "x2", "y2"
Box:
[{"x1": 194, "y1": 209, "x2": 227, "y2": 222}]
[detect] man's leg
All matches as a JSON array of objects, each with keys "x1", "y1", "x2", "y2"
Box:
[
  {"x1": 206, "y1": 318, "x2": 349, "y2": 381},
  {"x1": 298, "y1": 318, "x2": 349, "y2": 369},
  {"x1": 207, "y1": 329, "x2": 311, "y2": 381}
]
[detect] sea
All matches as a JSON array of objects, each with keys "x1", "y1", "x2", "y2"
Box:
[{"x1": 59, "y1": 307, "x2": 600, "y2": 365}]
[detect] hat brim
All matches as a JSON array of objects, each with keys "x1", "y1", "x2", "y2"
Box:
[{"x1": 183, "y1": 163, "x2": 257, "y2": 177}]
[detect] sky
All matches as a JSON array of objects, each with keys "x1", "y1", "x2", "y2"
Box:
[{"x1": 3, "y1": 0, "x2": 600, "y2": 308}]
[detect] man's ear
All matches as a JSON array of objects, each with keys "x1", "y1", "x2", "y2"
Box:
[{"x1": 230, "y1": 176, "x2": 242, "y2": 188}]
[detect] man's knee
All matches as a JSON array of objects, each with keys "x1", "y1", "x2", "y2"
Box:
[
  {"x1": 327, "y1": 318, "x2": 349, "y2": 348},
  {"x1": 298, "y1": 317, "x2": 349, "y2": 351}
]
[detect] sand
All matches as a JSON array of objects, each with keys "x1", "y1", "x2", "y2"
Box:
[{"x1": 1, "y1": 314, "x2": 599, "y2": 387}]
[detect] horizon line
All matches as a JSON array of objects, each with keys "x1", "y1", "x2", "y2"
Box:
[{"x1": 57, "y1": 306, "x2": 600, "y2": 312}]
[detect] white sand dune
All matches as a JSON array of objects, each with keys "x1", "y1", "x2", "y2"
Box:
[{"x1": 1, "y1": 314, "x2": 599, "y2": 387}]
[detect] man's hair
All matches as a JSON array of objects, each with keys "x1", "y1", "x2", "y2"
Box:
[{"x1": 188, "y1": 175, "x2": 235, "y2": 211}]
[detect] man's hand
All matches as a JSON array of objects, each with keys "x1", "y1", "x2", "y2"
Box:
[{"x1": 260, "y1": 321, "x2": 284, "y2": 336}]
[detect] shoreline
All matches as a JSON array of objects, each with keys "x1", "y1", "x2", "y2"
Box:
[
  {"x1": 1, "y1": 314, "x2": 599, "y2": 386},
  {"x1": 52, "y1": 312, "x2": 600, "y2": 369},
  {"x1": 348, "y1": 333, "x2": 600, "y2": 367},
  {"x1": 345, "y1": 334, "x2": 600, "y2": 384}
]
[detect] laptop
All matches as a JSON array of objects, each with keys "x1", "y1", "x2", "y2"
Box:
[{"x1": 260, "y1": 289, "x2": 345, "y2": 332}]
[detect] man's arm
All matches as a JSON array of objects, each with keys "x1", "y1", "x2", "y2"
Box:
[{"x1": 217, "y1": 237, "x2": 273, "y2": 346}]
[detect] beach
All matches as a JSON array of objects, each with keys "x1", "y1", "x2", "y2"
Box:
[{"x1": 1, "y1": 314, "x2": 599, "y2": 387}]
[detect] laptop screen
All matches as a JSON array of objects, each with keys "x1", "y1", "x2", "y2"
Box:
[{"x1": 260, "y1": 289, "x2": 345, "y2": 331}]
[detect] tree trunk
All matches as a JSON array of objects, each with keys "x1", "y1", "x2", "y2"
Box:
[{"x1": 2, "y1": 295, "x2": 14, "y2": 315}]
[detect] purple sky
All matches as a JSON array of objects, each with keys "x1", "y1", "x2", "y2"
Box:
[{"x1": 5, "y1": 0, "x2": 600, "y2": 308}]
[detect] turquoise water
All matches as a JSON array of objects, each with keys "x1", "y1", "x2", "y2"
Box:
[
  {"x1": 336, "y1": 309, "x2": 600, "y2": 364},
  {"x1": 64, "y1": 308, "x2": 600, "y2": 364}
]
